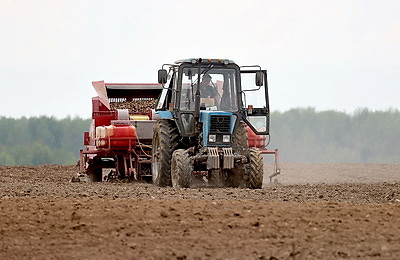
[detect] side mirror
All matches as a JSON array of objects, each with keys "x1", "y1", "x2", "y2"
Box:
[
  {"x1": 255, "y1": 71, "x2": 263, "y2": 86},
  {"x1": 158, "y1": 69, "x2": 168, "y2": 84}
]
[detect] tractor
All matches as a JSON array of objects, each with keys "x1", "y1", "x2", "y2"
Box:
[{"x1": 152, "y1": 58, "x2": 280, "y2": 188}]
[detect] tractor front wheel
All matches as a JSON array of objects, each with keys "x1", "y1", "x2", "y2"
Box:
[
  {"x1": 248, "y1": 147, "x2": 264, "y2": 189},
  {"x1": 171, "y1": 149, "x2": 191, "y2": 188}
]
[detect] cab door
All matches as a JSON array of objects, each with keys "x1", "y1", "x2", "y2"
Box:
[{"x1": 240, "y1": 68, "x2": 270, "y2": 135}]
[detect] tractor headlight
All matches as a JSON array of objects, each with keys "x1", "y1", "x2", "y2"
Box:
[
  {"x1": 208, "y1": 134, "x2": 216, "y2": 143},
  {"x1": 223, "y1": 135, "x2": 230, "y2": 142}
]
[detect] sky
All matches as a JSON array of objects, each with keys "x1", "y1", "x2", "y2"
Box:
[{"x1": 0, "y1": 0, "x2": 399, "y2": 119}]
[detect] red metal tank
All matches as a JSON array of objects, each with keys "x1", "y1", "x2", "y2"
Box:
[
  {"x1": 246, "y1": 126, "x2": 266, "y2": 148},
  {"x1": 96, "y1": 125, "x2": 137, "y2": 149}
]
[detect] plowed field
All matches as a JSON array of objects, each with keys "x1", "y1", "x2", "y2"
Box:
[{"x1": 1, "y1": 164, "x2": 400, "y2": 259}]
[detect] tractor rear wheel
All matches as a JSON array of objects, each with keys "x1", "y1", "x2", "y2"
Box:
[
  {"x1": 152, "y1": 120, "x2": 180, "y2": 187},
  {"x1": 225, "y1": 122, "x2": 249, "y2": 187},
  {"x1": 234, "y1": 121, "x2": 249, "y2": 153},
  {"x1": 248, "y1": 147, "x2": 264, "y2": 189},
  {"x1": 171, "y1": 149, "x2": 191, "y2": 188}
]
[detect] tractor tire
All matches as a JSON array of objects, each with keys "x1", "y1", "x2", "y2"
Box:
[
  {"x1": 152, "y1": 120, "x2": 180, "y2": 187},
  {"x1": 171, "y1": 149, "x2": 191, "y2": 188},
  {"x1": 248, "y1": 147, "x2": 264, "y2": 189},
  {"x1": 225, "y1": 122, "x2": 248, "y2": 187},
  {"x1": 234, "y1": 121, "x2": 249, "y2": 153}
]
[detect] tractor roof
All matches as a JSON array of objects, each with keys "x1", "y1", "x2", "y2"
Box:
[{"x1": 174, "y1": 58, "x2": 235, "y2": 65}]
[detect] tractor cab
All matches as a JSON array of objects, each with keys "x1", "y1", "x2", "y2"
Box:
[{"x1": 157, "y1": 59, "x2": 268, "y2": 138}]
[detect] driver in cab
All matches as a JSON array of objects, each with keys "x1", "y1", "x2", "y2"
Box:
[{"x1": 199, "y1": 74, "x2": 219, "y2": 108}]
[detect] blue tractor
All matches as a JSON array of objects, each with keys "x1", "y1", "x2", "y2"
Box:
[{"x1": 152, "y1": 58, "x2": 279, "y2": 188}]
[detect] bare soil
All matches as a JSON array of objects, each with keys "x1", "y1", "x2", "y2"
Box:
[{"x1": 1, "y1": 163, "x2": 400, "y2": 259}]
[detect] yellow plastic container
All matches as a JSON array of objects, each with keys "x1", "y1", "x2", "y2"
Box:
[{"x1": 130, "y1": 115, "x2": 150, "y2": 121}]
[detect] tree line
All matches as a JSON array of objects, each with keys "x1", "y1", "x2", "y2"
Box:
[
  {"x1": 0, "y1": 108, "x2": 399, "y2": 165},
  {"x1": 0, "y1": 116, "x2": 90, "y2": 165},
  {"x1": 269, "y1": 108, "x2": 400, "y2": 163}
]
